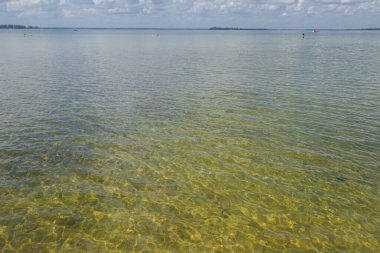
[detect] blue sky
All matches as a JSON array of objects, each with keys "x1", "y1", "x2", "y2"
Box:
[{"x1": 1, "y1": 0, "x2": 379, "y2": 28}]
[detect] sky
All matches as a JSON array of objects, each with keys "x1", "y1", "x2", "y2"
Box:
[{"x1": 0, "y1": 0, "x2": 380, "y2": 28}]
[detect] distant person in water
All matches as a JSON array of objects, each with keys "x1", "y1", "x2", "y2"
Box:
[{"x1": 302, "y1": 33, "x2": 304, "y2": 39}]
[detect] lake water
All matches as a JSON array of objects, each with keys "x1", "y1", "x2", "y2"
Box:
[{"x1": 0, "y1": 29, "x2": 379, "y2": 252}]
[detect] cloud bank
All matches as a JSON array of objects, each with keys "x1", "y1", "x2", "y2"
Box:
[{"x1": 1, "y1": 0, "x2": 379, "y2": 28}]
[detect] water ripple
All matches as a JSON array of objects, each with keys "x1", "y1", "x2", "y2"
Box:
[{"x1": 0, "y1": 30, "x2": 379, "y2": 252}]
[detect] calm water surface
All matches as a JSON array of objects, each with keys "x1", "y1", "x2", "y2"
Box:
[{"x1": 0, "y1": 30, "x2": 379, "y2": 252}]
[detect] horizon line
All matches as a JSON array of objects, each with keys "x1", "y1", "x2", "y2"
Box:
[{"x1": 1, "y1": 25, "x2": 380, "y2": 31}]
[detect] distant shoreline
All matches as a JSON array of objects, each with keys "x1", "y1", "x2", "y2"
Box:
[{"x1": 1, "y1": 24, "x2": 379, "y2": 31}]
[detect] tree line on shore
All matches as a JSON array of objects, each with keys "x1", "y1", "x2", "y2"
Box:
[{"x1": 0, "y1": 24, "x2": 39, "y2": 29}]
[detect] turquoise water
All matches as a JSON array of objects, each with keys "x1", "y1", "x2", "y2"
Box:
[{"x1": 0, "y1": 29, "x2": 379, "y2": 252}]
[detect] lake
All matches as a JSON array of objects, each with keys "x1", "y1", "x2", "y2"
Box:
[{"x1": 0, "y1": 29, "x2": 379, "y2": 252}]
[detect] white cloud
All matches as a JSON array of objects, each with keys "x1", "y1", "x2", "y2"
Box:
[
  {"x1": 1, "y1": 0, "x2": 379, "y2": 15},
  {"x1": 5, "y1": 0, "x2": 45, "y2": 11},
  {"x1": 0, "y1": 0, "x2": 379, "y2": 27}
]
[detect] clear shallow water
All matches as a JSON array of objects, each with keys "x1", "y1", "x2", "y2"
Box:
[{"x1": 0, "y1": 29, "x2": 379, "y2": 252}]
